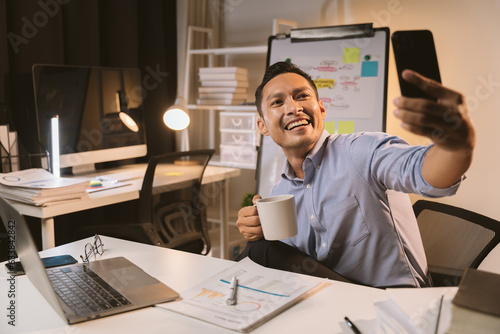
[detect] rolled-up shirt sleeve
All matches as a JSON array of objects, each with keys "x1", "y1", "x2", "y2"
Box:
[{"x1": 348, "y1": 132, "x2": 462, "y2": 197}]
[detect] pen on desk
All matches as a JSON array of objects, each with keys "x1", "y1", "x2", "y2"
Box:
[
  {"x1": 226, "y1": 276, "x2": 238, "y2": 305},
  {"x1": 434, "y1": 294, "x2": 444, "y2": 334},
  {"x1": 344, "y1": 316, "x2": 362, "y2": 334}
]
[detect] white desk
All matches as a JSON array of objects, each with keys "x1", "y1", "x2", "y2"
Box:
[
  {"x1": 9, "y1": 164, "x2": 240, "y2": 259},
  {"x1": 0, "y1": 236, "x2": 457, "y2": 334},
  {"x1": 0, "y1": 236, "x2": 397, "y2": 334}
]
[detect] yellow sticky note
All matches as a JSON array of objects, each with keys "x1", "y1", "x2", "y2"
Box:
[
  {"x1": 324, "y1": 121, "x2": 336, "y2": 134},
  {"x1": 338, "y1": 121, "x2": 355, "y2": 134},
  {"x1": 343, "y1": 48, "x2": 360, "y2": 63},
  {"x1": 314, "y1": 79, "x2": 336, "y2": 89},
  {"x1": 165, "y1": 172, "x2": 184, "y2": 176}
]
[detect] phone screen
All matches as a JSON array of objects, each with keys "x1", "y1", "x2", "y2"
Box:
[
  {"x1": 5, "y1": 254, "x2": 78, "y2": 276},
  {"x1": 391, "y1": 30, "x2": 441, "y2": 100}
]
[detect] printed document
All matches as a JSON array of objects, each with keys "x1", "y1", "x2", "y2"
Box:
[{"x1": 158, "y1": 257, "x2": 322, "y2": 332}]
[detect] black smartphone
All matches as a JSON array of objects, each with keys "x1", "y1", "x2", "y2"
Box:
[
  {"x1": 5, "y1": 254, "x2": 78, "y2": 276},
  {"x1": 391, "y1": 30, "x2": 441, "y2": 100}
]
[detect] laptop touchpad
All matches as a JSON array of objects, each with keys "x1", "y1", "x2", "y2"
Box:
[{"x1": 89, "y1": 257, "x2": 159, "y2": 290}]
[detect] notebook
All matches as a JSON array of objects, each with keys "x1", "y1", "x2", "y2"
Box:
[{"x1": 0, "y1": 196, "x2": 179, "y2": 324}]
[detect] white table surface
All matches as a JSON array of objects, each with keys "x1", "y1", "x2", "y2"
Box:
[{"x1": 0, "y1": 236, "x2": 395, "y2": 334}]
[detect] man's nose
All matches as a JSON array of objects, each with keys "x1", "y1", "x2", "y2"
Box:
[{"x1": 286, "y1": 98, "x2": 303, "y2": 115}]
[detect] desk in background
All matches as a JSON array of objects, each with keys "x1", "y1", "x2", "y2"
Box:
[{"x1": 8, "y1": 164, "x2": 240, "y2": 259}]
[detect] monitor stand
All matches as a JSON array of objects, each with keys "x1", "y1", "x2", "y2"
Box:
[{"x1": 71, "y1": 163, "x2": 96, "y2": 176}]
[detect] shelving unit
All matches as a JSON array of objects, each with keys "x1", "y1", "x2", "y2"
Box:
[
  {"x1": 184, "y1": 26, "x2": 267, "y2": 169},
  {"x1": 187, "y1": 104, "x2": 258, "y2": 111}
]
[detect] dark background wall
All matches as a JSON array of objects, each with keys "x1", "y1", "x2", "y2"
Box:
[{"x1": 0, "y1": 0, "x2": 179, "y2": 260}]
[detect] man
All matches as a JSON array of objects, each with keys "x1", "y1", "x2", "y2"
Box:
[{"x1": 236, "y1": 61, "x2": 475, "y2": 288}]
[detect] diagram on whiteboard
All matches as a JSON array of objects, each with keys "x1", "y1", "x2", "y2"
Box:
[{"x1": 287, "y1": 51, "x2": 381, "y2": 120}]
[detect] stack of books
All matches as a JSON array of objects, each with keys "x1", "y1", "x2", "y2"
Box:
[
  {"x1": 197, "y1": 67, "x2": 249, "y2": 105},
  {"x1": 0, "y1": 169, "x2": 89, "y2": 206}
]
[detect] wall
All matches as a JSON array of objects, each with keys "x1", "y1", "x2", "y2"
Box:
[{"x1": 222, "y1": 0, "x2": 500, "y2": 220}]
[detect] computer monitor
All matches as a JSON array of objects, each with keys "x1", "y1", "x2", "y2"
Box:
[{"x1": 33, "y1": 64, "x2": 147, "y2": 175}]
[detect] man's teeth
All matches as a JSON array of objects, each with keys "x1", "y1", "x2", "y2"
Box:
[{"x1": 287, "y1": 119, "x2": 309, "y2": 130}]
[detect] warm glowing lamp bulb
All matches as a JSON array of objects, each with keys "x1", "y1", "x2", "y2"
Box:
[
  {"x1": 163, "y1": 108, "x2": 190, "y2": 130},
  {"x1": 119, "y1": 112, "x2": 139, "y2": 132}
]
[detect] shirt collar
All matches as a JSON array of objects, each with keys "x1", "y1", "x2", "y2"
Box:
[{"x1": 281, "y1": 130, "x2": 332, "y2": 180}]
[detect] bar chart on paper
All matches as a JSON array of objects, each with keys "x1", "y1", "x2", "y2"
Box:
[{"x1": 158, "y1": 258, "x2": 321, "y2": 332}]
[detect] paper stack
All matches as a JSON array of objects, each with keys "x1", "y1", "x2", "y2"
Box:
[
  {"x1": 0, "y1": 169, "x2": 89, "y2": 206},
  {"x1": 197, "y1": 67, "x2": 249, "y2": 105},
  {"x1": 375, "y1": 287, "x2": 456, "y2": 334}
]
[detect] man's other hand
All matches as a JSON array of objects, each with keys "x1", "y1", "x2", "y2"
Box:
[{"x1": 236, "y1": 195, "x2": 264, "y2": 241}]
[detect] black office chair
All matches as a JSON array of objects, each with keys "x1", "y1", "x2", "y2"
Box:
[
  {"x1": 76, "y1": 149, "x2": 215, "y2": 255},
  {"x1": 138, "y1": 149, "x2": 214, "y2": 254},
  {"x1": 413, "y1": 200, "x2": 500, "y2": 286}
]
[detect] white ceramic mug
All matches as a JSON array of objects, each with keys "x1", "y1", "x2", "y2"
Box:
[{"x1": 256, "y1": 194, "x2": 298, "y2": 240}]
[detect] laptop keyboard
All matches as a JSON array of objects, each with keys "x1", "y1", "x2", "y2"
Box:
[{"x1": 48, "y1": 266, "x2": 131, "y2": 316}]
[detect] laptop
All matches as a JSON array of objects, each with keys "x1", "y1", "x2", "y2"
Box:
[{"x1": 0, "y1": 196, "x2": 179, "y2": 324}]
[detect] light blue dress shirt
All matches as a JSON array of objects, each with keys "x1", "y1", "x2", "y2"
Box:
[{"x1": 269, "y1": 130, "x2": 461, "y2": 287}]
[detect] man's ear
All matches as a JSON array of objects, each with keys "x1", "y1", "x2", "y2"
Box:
[
  {"x1": 318, "y1": 99, "x2": 326, "y2": 120},
  {"x1": 257, "y1": 116, "x2": 270, "y2": 136}
]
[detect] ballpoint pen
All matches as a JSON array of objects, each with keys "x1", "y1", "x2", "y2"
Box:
[
  {"x1": 226, "y1": 276, "x2": 238, "y2": 305},
  {"x1": 344, "y1": 316, "x2": 362, "y2": 334},
  {"x1": 434, "y1": 295, "x2": 444, "y2": 334}
]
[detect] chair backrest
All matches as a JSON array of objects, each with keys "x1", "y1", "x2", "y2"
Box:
[
  {"x1": 139, "y1": 149, "x2": 215, "y2": 255},
  {"x1": 413, "y1": 200, "x2": 500, "y2": 286}
]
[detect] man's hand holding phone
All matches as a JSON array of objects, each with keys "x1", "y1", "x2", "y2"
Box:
[{"x1": 393, "y1": 69, "x2": 474, "y2": 152}]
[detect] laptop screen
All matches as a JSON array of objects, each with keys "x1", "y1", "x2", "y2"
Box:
[{"x1": 0, "y1": 197, "x2": 67, "y2": 320}]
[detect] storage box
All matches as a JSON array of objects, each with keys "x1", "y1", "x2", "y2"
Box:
[
  {"x1": 220, "y1": 129, "x2": 259, "y2": 146},
  {"x1": 220, "y1": 144, "x2": 258, "y2": 165},
  {"x1": 219, "y1": 111, "x2": 257, "y2": 130}
]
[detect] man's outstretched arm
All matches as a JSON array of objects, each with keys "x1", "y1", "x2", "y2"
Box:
[{"x1": 393, "y1": 69, "x2": 476, "y2": 188}]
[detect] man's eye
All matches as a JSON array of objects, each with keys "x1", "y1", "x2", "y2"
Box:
[
  {"x1": 271, "y1": 99, "x2": 283, "y2": 106},
  {"x1": 298, "y1": 93, "x2": 309, "y2": 99}
]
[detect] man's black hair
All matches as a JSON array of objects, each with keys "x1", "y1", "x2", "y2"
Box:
[{"x1": 255, "y1": 61, "x2": 319, "y2": 116}]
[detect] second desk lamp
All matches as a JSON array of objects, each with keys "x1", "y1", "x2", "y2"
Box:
[{"x1": 163, "y1": 97, "x2": 190, "y2": 152}]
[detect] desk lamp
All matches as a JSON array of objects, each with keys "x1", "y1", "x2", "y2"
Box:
[
  {"x1": 116, "y1": 90, "x2": 139, "y2": 133},
  {"x1": 163, "y1": 97, "x2": 190, "y2": 152}
]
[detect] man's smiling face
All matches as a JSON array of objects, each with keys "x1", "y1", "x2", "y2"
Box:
[{"x1": 257, "y1": 72, "x2": 326, "y2": 157}]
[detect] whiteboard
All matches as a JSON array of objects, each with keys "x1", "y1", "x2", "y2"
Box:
[{"x1": 256, "y1": 26, "x2": 389, "y2": 197}]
